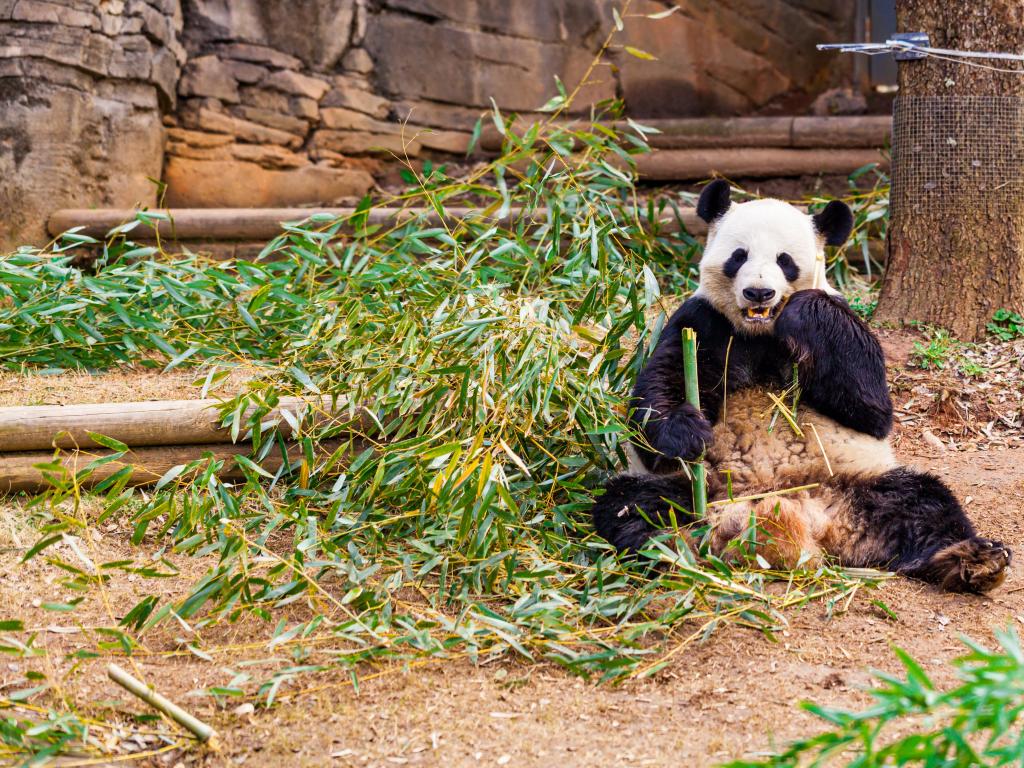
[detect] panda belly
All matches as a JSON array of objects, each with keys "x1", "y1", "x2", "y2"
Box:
[{"x1": 706, "y1": 388, "x2": 895, "y2": 499}]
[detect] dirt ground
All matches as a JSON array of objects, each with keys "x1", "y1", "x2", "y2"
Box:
[{"x1": 0, "y1": 329, "x2": 1022, "y2": 767}]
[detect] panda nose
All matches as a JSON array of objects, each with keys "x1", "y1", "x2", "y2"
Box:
[{"x1": 742, "y1": 287, "x2": 776, "y2": 304}]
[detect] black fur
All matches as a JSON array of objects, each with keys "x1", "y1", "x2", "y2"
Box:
[
  {"x1": 591, "y1": 474, "x2": 695, "y2": 552},
  {"x1": 831, "y1": 468, "x2": 1011, "y2": 592},
  {"x1": 812, "y1": 200, "x2": 854, "y2": 246},
  {"x1": 722, "y1": 248, "x2": 748, "y2": 279},
  {"x1": 776, "y1": 252, "x2": 799, "y2": 282},
  {"x1": 629, "y1": 295, "x2": 784, "y2": 472},
  {"x1": 774, "y1": 289, "x2": 892, "y2": 438},
  {"x1": 833, "y1": 468, "x2": 972, "y2": 567},
  {"x1": 628, "y1": 291, "x2": 890, "y2": 472},
  {"x1": 697, "y1": 179, "x2": 732, "y2": 223},
  {"x1": 591, "y1": 233, "x2": 1009, "y2": 592},
  {"x1": 605, "y1": 290, "x2": 894, "y2": 558}
]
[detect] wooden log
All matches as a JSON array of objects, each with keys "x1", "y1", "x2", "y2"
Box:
[
  {"x1": 47, "y1": 207, "x2": 506, "y2": 241},
  {"x1": 48, "y1": 206, "x2": 710, "y2": 242},
  {"x1": 639, "y1": 117, "x2": 795, "y2": 149},
  {"x1": 480, "y1": 116, "x2": 792, "y2": 152},
  {"x1": 792, "y1": 116, "x2": 892, "y2": 148},
  {"x1": 47, "y1": 117, "x2": 892, "y2": 243},
  {"x1": 634, "y1": 148, "x2": 887, "y2": 180},
  {"x1": 0, "y1": 439, "x2": 348, "y2": 493},
  {"x1": 49, "y1": 206, "x2": 578, "y2": 241},
  {"x1": 0, "y1": 396, "x2": 364, "y2": 452},
  {"x1": 480, "y1": 116, "x2": 892, "y2": 152}
]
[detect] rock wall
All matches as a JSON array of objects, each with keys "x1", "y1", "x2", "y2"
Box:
[
  {"x1": 0, "y1": 0, "x2": 185, "y2": 247},
  {"x1": 1, "y1": 0, "x2": 857, "y2": 247},
  {"x1": 619, "y1": 0, "x2": 857, "y2": 116}
]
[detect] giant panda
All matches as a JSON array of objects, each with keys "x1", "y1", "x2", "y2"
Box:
[{"x1": 591, "y1": 180, "x2": 1011, "y2": 593}]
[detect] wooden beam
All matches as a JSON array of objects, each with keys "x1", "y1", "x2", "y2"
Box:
[
  {"x1": 639, "y1": 117, "x2": 796, "y2": 149},
  {"x1": 0, "y1": 397, "x2": 364, "y2": 452},
  {"x1": 47, "y1": 207, "x2": 494, "y2": 241},
  {"x1": 480, "y1": 116, "x2": 892, "y2": 152},
  {"x1": 0, "y1": 440, "x2": 349, "y2": 493},
  {"x1": 48, "y1": 206, "x2": 710, "y2": 242},
  {"x1": 633, "y1": 148, "x2": 887, "y2": 180},
  {"x1": 791, "y1": 116, "x2": 893, "y2": 149}
]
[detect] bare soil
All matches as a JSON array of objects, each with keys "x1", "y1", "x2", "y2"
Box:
[
  {"x1": 0, "y1": 368, "x2": 255, "y2": 408},
  {"x1": 0, "y1": 329, "x2": 1022, "y2": 768}
]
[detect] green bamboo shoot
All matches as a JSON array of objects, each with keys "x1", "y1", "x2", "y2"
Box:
[{"x1": 681, "y1": 328, "x2": 708, "y2": 517}]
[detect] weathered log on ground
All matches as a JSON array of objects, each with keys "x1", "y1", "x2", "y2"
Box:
[
  {"x1": 48, "y1": 206, "x2": 709, "y2": 242},
  {"x1": 633, "y1": 148, "x2": 887, "y2": 180},
  {"x1": 0, "y1": 440, "x2": 348, "y2": 494},
  {"x1": 480, "y1": 116, "x2": 892, "y2": 152},
  {"x1": 790, "y1": 117, "x2": 892, "y2": 149},
  {"x1": 0, "y1": 397, "x2": 361, "y2": 453},
  {"x1": 49, "y1": 207, "x2": 453, "y2": 242}
]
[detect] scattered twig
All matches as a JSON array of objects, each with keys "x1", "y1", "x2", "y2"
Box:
[{"x1": 107, "y1": 663, "x2": 220, "y2": 749}]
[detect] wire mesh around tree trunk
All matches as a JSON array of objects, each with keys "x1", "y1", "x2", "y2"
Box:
[{"x1": 891, "y1": 96, "x2": 1024, "y2": 216}]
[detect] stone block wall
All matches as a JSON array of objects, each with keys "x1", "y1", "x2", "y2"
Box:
[
  {"x1": 1, "y1": 0, "x2": 857, "y2": 247},
  {"x1": 1, "y1": 0, "x2": 185, "y2": 246}
]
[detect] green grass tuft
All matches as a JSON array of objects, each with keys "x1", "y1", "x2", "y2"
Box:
[{"x1": 723, "y1": 626, "x2": 1024, "y2": 767}]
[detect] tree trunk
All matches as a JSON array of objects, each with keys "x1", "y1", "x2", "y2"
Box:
[{"x1": 876, "y1": 2, "x2": 1024, "y2": 340}]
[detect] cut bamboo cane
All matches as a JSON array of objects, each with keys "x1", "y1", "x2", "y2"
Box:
[
  {"x1": 0, "y1": 439, "x2": 349, "y2": 493},
  {"x1": 681, "y1": 328, "x2": 708, "y2": 518},
  {"x1": 0, "y1": 396, "x2": 367, "y2": 453},
  {"x1": 107, "y1": 663, "x2": 219, "y2": 747}
]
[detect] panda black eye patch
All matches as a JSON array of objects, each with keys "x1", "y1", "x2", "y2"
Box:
[
  {"x1": 776, "y1": 252, "x2": 800, "y2": 282},
  {"x1": 722, "y1": 248, "x2": 748, "y2": 279}
]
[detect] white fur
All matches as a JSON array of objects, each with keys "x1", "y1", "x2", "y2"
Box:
[{"x1": 695, "y1": 199, "x2": 838, "y2": 334}]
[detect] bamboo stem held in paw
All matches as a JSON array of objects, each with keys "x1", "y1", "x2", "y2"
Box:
[
  {"x1": 107, "y1": 663, "x2": 220, "y2": 747},
  {"x1": 681, "y1": 328, "x2": 708, "y2": 518}
]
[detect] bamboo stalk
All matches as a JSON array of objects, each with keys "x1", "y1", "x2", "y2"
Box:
[
  {"x1": 107, "y1": 663, "x2": 220, "y2": 747},
  {"x1": 708, "y1": 482, "x2": 821, "y2": 508},
  {"x1": 681, "y1": 328, "x2": 707, "y2": 518}
]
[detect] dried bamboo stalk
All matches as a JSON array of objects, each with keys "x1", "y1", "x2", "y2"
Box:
[{"x1": 107, "y1": 663, "x2": 219, "y2": 747}]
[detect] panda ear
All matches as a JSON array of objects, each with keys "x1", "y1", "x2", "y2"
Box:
[
  {"x1": 696, "y1": 179, "x2": 732, "y2": 224},
  {"x1": 812, "y1": 200, "x2": 854, "y2": 246}
]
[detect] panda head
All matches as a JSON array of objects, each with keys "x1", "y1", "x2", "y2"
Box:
[{"x1": 693, "y1": 180, "x2": 853, "y2": 334}]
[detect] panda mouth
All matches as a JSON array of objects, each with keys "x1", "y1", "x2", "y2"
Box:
[{"x1": 742, "y1": 304, "x2": 781, "y2": 324}]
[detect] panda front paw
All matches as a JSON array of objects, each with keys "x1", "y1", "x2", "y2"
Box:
[
  {"x1": 651, "y1": 403, "x2": 713, "y2": 463},
  {"x1": 774, "y1": 289, "x2": 845, "y2": 347},
  {"x1": 775, "y1": 288, "x2": 830, "y2": 327}
]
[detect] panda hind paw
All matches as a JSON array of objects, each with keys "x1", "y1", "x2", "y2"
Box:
[{"x1": 932, "y1": 537, "x2": 1012, "y2": 594}]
